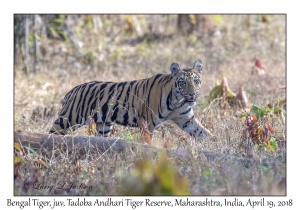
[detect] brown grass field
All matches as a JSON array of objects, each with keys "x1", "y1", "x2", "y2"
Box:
[{"x1": 14, "y1": 15, "x2": 286, "y2": 195}]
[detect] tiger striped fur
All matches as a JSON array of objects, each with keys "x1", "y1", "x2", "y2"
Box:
[{"x1": 49, "y1": 60, "x2": 212, "y2": 141}]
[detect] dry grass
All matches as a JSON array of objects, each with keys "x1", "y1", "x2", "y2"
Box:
[{"x1": 14, "y1": 14, "x2": 286, "y2": 195}]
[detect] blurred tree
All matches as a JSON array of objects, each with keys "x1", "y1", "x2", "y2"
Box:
[
  {"x1": 177, "y1": 14, "x2": 214, "y2": 36},
  {"x1": 14, "y1": 14, "x2": 82, "y2": 74}
]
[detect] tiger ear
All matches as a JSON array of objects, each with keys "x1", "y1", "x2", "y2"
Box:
[
  {"x1": 193, "y1": 60, "x2": 203, "y2": 73},
  {"x1": 170, "y1": 63, "x2": 180, "y2": 76}
]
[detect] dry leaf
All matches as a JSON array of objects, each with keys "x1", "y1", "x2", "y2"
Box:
[
  {"x1": 109, "y1": 125, "x2": 117, "y2": 137},
  {"x1": 14, "y1": 162, "x2": 23, "y2": 179},
  {"x1": 267, "y1": 122, "x2": 275, "y2": 135},
  {"x1": 33, "y1": 158, "x2": 49, "y2": 168},
  {"x1": 14, "y1": 156, "x2": 23, "y2": 164},
  {"x1": 221, "y1": 77, "x2": 228, "y2": 101},
  {"x1": 235, "y1": 87, "x2": 248, "y2": 109},
  {"x1": 85, "y1": 117, "x2": 97, "y2": 136},
  {"x1": 140, "y1": 120, "x2": 152, "y2": 144},
  {"x1": 14, "y1": 143, "x2": 22, "y2": 152},
  {"x1": 252, "y1": 59, "x2": 265, "y2": 75}
]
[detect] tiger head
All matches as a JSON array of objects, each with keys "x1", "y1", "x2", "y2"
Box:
[{"x1": 170, "y1": 60, "x2": 203, "y2": 106}]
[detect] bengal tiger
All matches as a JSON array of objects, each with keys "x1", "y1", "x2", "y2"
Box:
[{"x1": 49, "y1": 60, "x2": 212, "y2": 142}]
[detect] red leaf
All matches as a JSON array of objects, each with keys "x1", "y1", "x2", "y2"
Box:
[
  {"x1": 255, "y1": 59, "x2": 264, "y2": 70},
  {"x1": 267, "y1": 122, "x2": 275, "y2": 134},
  {"x1": 252, "y1": 115, "x2": 257, "y2": 123},
  {"x1": 140, "y1": 120, "x2": 152, "y2": 145}
]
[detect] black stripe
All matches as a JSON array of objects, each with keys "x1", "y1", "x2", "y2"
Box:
[
  {"x1": 75, "y1": 83, "x2": 87, "y2": 113},
  {"x1": 166, "y1": 90, "x2": 173, "y2": 111},
  {"x1": 147, "y1": 74, "x2": 162, "y2": 103},
  {"x1": 93, "y1": 112, "x2": 98, "y2": 122},
  {"x1": 95, "y1": 82, "x2": 109, "y2": 98},
  {"x1": 76, "y1": 83, "x2": 93, "y2": 123},
  {"x1": 123, "y1": 111, "x2": 129, "y2": 126},
  {"x1": 79, "y1": 82, "x2": 97, "y2": 119},
  {"x1": 133, "y1": 117, "x2": 137, "y2": 125},
  {"x1": 163, "y1": 75, "x2": 172, "y2": 83},
  {"x1": 84, "y1": 85, "x2": 98, "y2": 119},
  {"x1": 115, "y1": 82, "x2": 127, "y2": 102},
  {"x1": 61, "y1": 86, "x2": 80, "y2": 115},
  {"x1": 59, "y1": 117, "x2": 65, "y2": 130},
  {"x1": 182, "y1": 116, "x2": 194, "y2": 129},
  {"x1": 180, "y1": 108, "x2": 191, "y2": 115},
  {"x1": 123, "y1": 81, "x2": 136, "y2": 125},
  {"x1": 67, "y1": 85, "x2": 83, "y2": 124},
  {"x1": 157, "y1": 75, "x2": 166, "y2": 83},
  {"x1": 158, "y1": 111, "x2": 165, "y2": 119},
  {"x1": 142, "y1": 80, "x2": 146, "y2": 94},
  {"x1": 101, "y1": 83, "x2": 117, "y2": 122},
  {"x1": 146, "y1": 74, "x2": 162, "y2": 128},
  {"x1": 134, "y1": 80, "x2": 143, "y2": 97},
  {"x1": 96, "y1": 82, "x2": 109, "y2": 103},
  {"x1": 158, "y1": 91, "x2": 166, "y2": 119},
  {"x1": 131, "y1": 81, "x2": 140, "y2": 113},
  {"x1": 110, "y1": 82, "x2": 126, "y2": 122},
  {"x1": 98, "y1": 129, "x2": 111, "y2": 135},
  {"x1": 152, "y1": 118, "x2": 156, "y2": 128},
  {"x1": 142, "y1": 79, "x2": 147, "y2": 95},
  {"x1": 123, "y1": 80, "x2": 136, "y2": 107},
  {"x1": 123, "y1": 80, "x2": 136, "y2": 124},
  {"x1": 197, "y1": 130, "x2": 203, "y2": 137},
  {"x1": 110, "y1": 105, "x2": 119, "y2": 122}
]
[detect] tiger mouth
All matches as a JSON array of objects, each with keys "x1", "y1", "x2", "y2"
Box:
[{"x1": 185, "y1": 96, "x2": 197, "y2": 102}]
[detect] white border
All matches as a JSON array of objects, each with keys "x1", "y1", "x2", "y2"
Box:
[{"x1": 2, "y1": 0, "x2": 299, "y2": 209}]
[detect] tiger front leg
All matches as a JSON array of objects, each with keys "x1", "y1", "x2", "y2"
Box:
[
  {"x1": 96, "y1": 122, "x2": 114, "y2": 137},
  {"x1": 172, "y1": 116, "x2": 212, "y2": 139}
]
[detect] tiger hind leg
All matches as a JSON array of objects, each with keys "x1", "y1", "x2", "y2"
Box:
[{"x1": 49, "y1": 117, "x2": 70, "y2": 135}]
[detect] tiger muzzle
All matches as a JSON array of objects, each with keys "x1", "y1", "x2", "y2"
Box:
[{"x1": 186, "y1": 94, "x2": 197, "y2": 102}]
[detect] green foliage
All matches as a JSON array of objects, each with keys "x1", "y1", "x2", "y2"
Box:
[
  {"x1": 197, "y1": 101, "x2": 210, "y2": 109},
  {"x1": 202, "y1": 170, "x2": 212, "y2": 182},
  {"x1": 258, "y1": 136, "x2": 278, "y2": 153},
  {"x1": 242, "y1": 103, "x2": 286, "y2": 122},
  {"x1": 251, "y1": 104, "x2": 267, "y2": 121},
  {"x1": 257, "y1": 164, "x2": 271, "y2": 171},
  {"x1": 100, "y1": 185, "x2": 106, "y2": 194},
  {"x1": 188, "y1": 34, "x2": 198, "y2": 43},
  {"x1": 246, "y1": 37, "x2": 252, "y2": 44},
  {"x1": 34, "y1": 33, "x2": 43, "y2": 41},
  {"x1": 213, "y1": 15, "x2": 223, "y2": 24},
  {"x1": 47, "y1": 15, "x2": 69, "y2": 42},
  {"x1": 240, "y1": 103, "x2": 283, "y2": 153},
  {"x1": 43, "y1": 92, "x2": 56, "y2": 103},
  {"x1": 208, "y1": 85, "x2": 235, "y2": 103},
  {"x1": 119, "y1": 131, "x2": 133, "y2": 141},
  {"x1": 84, "y1": 51, "x2": 94, "y2": 64},
  {"x1": 84, "y1": 15, "x2": 94, "y2": 29},
  {"x1": 26, "y1": 144, "x2": 39, "y2": 158},
  {"x1": 120, "y1": 154, "x2": 189, "y2": 195},
  {"x1": 82, "y1": 170, "x2": 89, "y2": 179}
]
